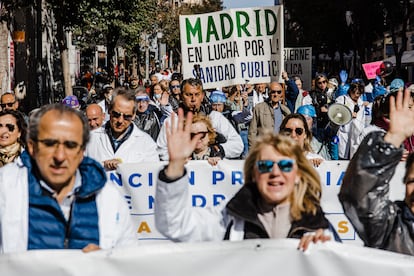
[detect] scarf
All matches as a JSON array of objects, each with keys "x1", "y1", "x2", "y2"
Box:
[{"x1": 0, "y1": 142, "x2": 22, "y2": 167}]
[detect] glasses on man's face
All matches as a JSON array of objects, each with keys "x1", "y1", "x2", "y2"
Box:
[
  {"x1": 269, "y1": 90, "x2": 283, "y2": 95},
  {"x1": 281, "y1": 127, "x2": 304, "y2": 136},
  {"x1": 0, "y1": 123, "x2": 16, "y2": 132},
  {"x1": 317, "y1": 80, "x2": 327, "y2": 85},
  {"x1": 190, "y1": 131, "x2": 208, "y2": 139},
  {"x1": 35, "y1": 138, "x2": 82, "y2": 154},
  {"x1": 111, "y1": 110, "x2": 134, "y2": 121},
  {"x1": 0, "y1": 102, "x2": 15, "y2": 109},
  {"x1": 256, "y1": 159, "x2": 295, "y2": 174}
]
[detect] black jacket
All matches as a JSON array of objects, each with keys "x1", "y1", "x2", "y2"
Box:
[{"x1": 339, "y1": 131, "x2": 414, "y2": 255}]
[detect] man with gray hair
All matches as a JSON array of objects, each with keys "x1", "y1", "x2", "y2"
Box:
[
  {"x1": 0, "y1": 104, "x2": 136, "y2": 253},
  {"x1": 86, "y1": 87, "x2": 159, "y2": 171}
]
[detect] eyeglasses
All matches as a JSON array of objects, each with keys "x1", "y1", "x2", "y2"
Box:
[
  {"x1": 111, "y1": 110, "x2": 134, "y2": 121},
  {"x1": 256, "y1": 159, "x2": 295, "y2": 174},
  {"x1": 281, "y1": 127, "x2": 304, "y2": 136},
  {"x1": 317, "y1": 80, "x2": 327, "y2": 85},
  {"x1": 0, "y1": 102, "x2": 15, "y2": 109},
  {"x1": 190, "y1": 131, "x2": 208, "y2": 139},
  {"x1": 170, "y1": 85, "x2": 180, "y2": 89},
  {"x1": 269, "y1": 90, "x2": 283, "y2": 95},
  {"x1": 0, "y1": 123, "x2": 15, "y2": 132},
  {"x1": 35, "y1": 138, "x2": 82, "y2": 153}
]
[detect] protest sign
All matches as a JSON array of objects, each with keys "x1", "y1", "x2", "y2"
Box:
[
  {"x1": 284, "y1": 47, "x2": 312, "y2": 90},
  {"x1": 112, "y1": 160, "x2": 405, "y2": 245},
  {"x1": 180, "y1": 6, "x2": 284, "y2": 89}
]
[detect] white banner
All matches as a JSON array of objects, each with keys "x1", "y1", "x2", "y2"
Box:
[
  {"x1": 112, "y1": 160, "x2": 405, "y2": 245},
  {"x1": 2, "y1": 239, "x2": 414, "y2": 276},
  {"x1": 284, "y1": 47, "x2": 312, "y2": 90},
  {"x1": 180, "y1": 6, "x2": 284, "y2": 89}
]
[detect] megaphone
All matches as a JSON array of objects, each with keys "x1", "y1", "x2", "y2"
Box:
[{"x1": 327, "y1": 103, "x2": 352, "y2": 126}]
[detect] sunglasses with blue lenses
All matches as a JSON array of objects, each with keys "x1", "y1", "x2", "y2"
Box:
[{"x1": 256, "y1": 159, "x2": 295, "y2": 174}]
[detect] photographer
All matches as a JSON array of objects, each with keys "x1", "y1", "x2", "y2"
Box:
[{"x1": 310, "y1": 74, "x2": 331, "y2": 137}]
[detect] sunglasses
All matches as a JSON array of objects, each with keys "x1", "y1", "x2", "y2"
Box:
[
  {"x1": 0, "y1": 102, "x2": 15, "y2": 109},
  {"x1": 256, "y1": 159, "x2": 295, "y2": 174},
  {"x1": 317, "y1": 80, "x2": 327, "y2": 85},
  {"x1": 190, "y1": 131, "x2": 208, "y2": 139},
  {"x1": 170, "y1": 85, "x2": 180, "y2": 89},
  {"x1": 0, "y1": 123, "x2": 16, "y2": 132},
  {"x1": 269, "y1": 90, "x2": 283, "y2": 95},
  {"x1": 111, "y1": 110, "x2": 134, "y2": 121},
  {"x1": 281, "y1": 127, "x2": 304, "y2": 136}
]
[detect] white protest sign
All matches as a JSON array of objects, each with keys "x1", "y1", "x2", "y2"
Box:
[
  {"x1": 180, "y1": 6, "x2": 284, "y2": 89},
  {"x1": 113, "y1": 160, "x2": 405, "y2": 245},
  {"x1": 284, "y1": 47, "x2": 312, "y2": 90},
  {"x1": 3, "y1": 240, "x2": 414, "y2": 276}
]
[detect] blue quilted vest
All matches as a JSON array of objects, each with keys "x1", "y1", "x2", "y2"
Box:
[{"x1": 21, "y1": 151, "x2": 107, "y2": 250}]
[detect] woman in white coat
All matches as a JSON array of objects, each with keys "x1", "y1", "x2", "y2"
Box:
[{"x1": 155, "y1": 109, "x2": 339, "y2": 251}]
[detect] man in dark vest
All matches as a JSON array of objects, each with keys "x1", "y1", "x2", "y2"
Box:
[{"x1": 0, "y1": 104, "x2": 136, "y2": 253}]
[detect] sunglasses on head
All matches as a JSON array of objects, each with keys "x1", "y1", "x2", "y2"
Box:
[
  {"x1": 111, "y1": 110, "x2": 134, "y2": 121},
  {"x1": 190, "y1": 131, "x2": 208, "y2": 139},
  {"x1": 0, "y1": 102, "x2": 15, "y2": 109},
  {"x1": 281, "y1": 127, "x2": 304, "y2": 136},
  {"x1": 256, "y1": 159, "x2": 295, "y2": 174},
  {"x1": 0, "y1": 123, "x2": 15, "y2": 132}
]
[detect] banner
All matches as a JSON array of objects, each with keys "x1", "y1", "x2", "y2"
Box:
[
  {"x1": 112, "y1": 160, "x2": 406, "y2": 244},
  {"x1": 2, "y1": 239, "x2": 414, "y2": 276},
  {"x1": 284, "y1": 47, "x2": 312, "y2": 90},
  {"x1": 362, "y1": 61, "x2": 383, "y2": 80},
  {"x1": 180, "y1": 6, "x2": 284, "y2": 89}
]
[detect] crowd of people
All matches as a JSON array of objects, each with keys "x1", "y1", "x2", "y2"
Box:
[{"x1": 2, "y1": 62, "x2": 414, "y2": 260}]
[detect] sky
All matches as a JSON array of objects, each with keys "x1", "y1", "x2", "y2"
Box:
[{"x1": 222, "y1": 0, "x2": 276, "y2": 9}]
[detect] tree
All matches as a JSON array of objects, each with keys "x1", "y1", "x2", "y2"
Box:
[
  {"x1": 381, "y1": 0, "x2": 412, "y2": 78},
  {"x1": 157, "y1": 0, "x2": 223, "y2": 68},
  {"x1": 46, "y1": 0, "x2": 86, "y2": 96},
  {"x1": 284, "y1": 0, "x2": 413, "y2": 77},
  {"x1": 74, "y1": 0, "x2": 159, "y2": 83}
]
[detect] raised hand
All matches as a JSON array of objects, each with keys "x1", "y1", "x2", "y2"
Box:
[
  {"x1": 384, "y1": 89, "x2": 414, "y2": 148},
  {"x1": 165, "y1": 109, "x2": 202, "y2": 179},
  {"x1": 339, "y1": 70, "x2": 348, "y2": 84}
]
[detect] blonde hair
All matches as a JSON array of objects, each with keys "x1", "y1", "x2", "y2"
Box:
[
  {"x1": 244, "y1": 131, "x2": 322, "y2": 220},
  {"x1": 191, "y1": 114, "x2": 217, "y2": 145}
]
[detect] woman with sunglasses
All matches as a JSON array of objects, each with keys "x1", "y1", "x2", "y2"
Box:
[
  {"x1": 155, "y1": 109, "x2": 339, "y2": 250},
  {"x1": 280, "y1": 114, "x2": 324, "y2": 167},
  {"x1": 0, "y1": 110, "x2": 27, "y2": 167},
  {"x1": 189, "y1": 114, "x2": 225, "y2": 166}
]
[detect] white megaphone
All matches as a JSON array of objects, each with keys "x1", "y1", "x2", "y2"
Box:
[{"x1": 327, "y1": 103, "x2": 352, "y2": 126}]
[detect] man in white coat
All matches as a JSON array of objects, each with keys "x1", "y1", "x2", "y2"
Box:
[
  {"x1": 0, "y1": 104, "x2": 136, "y2": 253},
  {"x1": 157, "y1": 78, "x2": 243, "y2": 161},
  {"x1": 86, "y1": 88, "x2": 159, "y2": 171}
]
